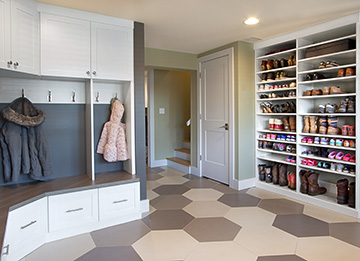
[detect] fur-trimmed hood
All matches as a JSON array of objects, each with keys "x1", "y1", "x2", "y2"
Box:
[{"x1": 2, "y1": 97, "x2": 45, "y2": 127}]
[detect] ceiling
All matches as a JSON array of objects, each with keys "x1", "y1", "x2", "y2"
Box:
[{"x1": 38, "y1": 0, "x2": 360, "y2": 54}]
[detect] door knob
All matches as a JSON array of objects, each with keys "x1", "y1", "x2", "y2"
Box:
[
  {"x1": 220, "y1": 123, "x2": 229, "y2": 130},
  {"x1": 14, "y1": 62, "x2": 19, "y2": 66},
  {"x1": 86, "y1": 71, "x2": 90, "y2": 75},
  {"x1": 92, "y1": 71, "x2": 96, "y2": 76},
  {"x1": 7, "y1": 61, "x2": 12, "y2": 65}
]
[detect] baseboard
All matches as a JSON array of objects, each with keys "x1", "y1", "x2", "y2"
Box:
[
  {"x1": 190, "y1": 166, "x2": 200, "y2": 176},
  {"x1": 150, "y1": 159, "x2": 167, "y2": 167},
  {"x1": 237, "y1": 178, "x2": 256, "y2": 190},
  {"x1": 167, "y1": 160, "x2": 191, "y2": 173},
  {"x1": 140, "y1": 199, "x2": 150, "y2": 213}
]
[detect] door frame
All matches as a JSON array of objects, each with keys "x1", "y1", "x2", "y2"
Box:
[{"x1": 197, "y1": 48, "x2": 236, "y2": 188}]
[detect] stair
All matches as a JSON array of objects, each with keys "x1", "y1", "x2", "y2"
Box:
[{"x1": 166, "y1": 140, "x2": 191, "y2": 173}]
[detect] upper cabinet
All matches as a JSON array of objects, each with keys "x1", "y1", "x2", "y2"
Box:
[
  {"x1": 39, "y1": 5, "x2": 134, "y2": 80},
  {"x1": 0, "y1": 0, "x2": 39, "y2": 75}
]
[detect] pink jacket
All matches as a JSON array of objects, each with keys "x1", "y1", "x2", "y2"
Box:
[{"x1": 96, "y1": 100, "x2": 129, "y2": 162}]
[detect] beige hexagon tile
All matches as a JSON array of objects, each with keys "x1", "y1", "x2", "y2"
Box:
[
  {"x1": 22, "y1": 234, "x2": 95, "y2": 261},
  {"x1": 146, "y1": 180, "x2": 161, "y2": 190},
  {"x1": 183, "y1": 201, "x2": 231, "y2": 218},
  {"x1": 235, "y1": 225, "x2": 298, "y2": 256},
  {"x1": 184, "y1": 241, "x2": 257, "y2": 261},
  {"x1": 183, "y1": 188, "x2": 223, "y2": 201},
  {"x1": 246, "y1": 187, "x2": 284, "y2": 199},
  {"x1": 159, "y1": 167, "x2": 186, "y2": 176},
  {"x1": 296, "y1": 236, "x2": 360, "y2": 261},
  {"x1": 225, "y1": 207, "x2": 276, "y2": 227},
  {"x1": 132, "y1": 230, "x2": 198, "y2": 261},
  {"x1": 147, "y1": 189, "x2": 159, "y2": 200},
  {"x1": 303, "y1": 204, "x2": 359, "y2": 223},
  {"x1": 156, "y1": 175, "x2": 189, "y2": 185}
]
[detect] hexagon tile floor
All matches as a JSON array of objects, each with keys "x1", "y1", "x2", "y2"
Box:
[{"x1": 22, "y1": 167, "x2": 360, "y2": 261}]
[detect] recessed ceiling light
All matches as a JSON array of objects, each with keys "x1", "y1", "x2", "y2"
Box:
[{"x1": 244, "y1": 17, "x2": 259, "y2": 25}]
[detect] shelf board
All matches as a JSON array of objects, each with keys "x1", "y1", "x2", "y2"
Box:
[
  {"x1": 256, "y1": 65, "x2": 296, "y2": 75},
  {"x1": 256, "y1": 77, "x2": 297, "y2": 85},
  {"x1": 298, "y1": 75, "x2": 356, "y2": 85},
  {"x1": 299, "y1": 142, "x2": 356, "y2": 151},
  {"x1": 257, "y1": 87, "x2": 297, "y2": 93},
  {"x1": 299, "y1": 154, "x2": 356, "y2": 166},
  {"x1": 256, "y1": 97, "x2": 297, "y2": 102},
  {"x1": 257, "y1": 155, "x2": 297, "y2": 166},
  {"x1": 298, "y1": 49, "x2": 356, "y2": 63},
  {"x1": 298, "y1": 93, "x2": 356, "y2": 99},
  {"x1": 299, "y1": 164, "x2": 356, "y2": 177},
  {"x1": 298, "y1": 63, "x2": 357, "y2": 75},
  {"x1": 256, "y1": 181, "x2": 298, "y2": 194},
  {"x1": 258, "y1": 148, "x2": 296, "y2": 157},
  {"x1": 257, "y1": 113, "x2": 297, "y2": 116},
  {"x1": 299, "y1": 133, "x2": 356, "y2": 139},
  {"x1": 258, "y1": 138, "x2": 297, "y2": 144},
  {"x1": 298, "y1": 34, "x2": 356, "y2": 50},
  {"x1": 258, "y1": 129, "x2": 297, "y2": 135},
  {"x1": 257, "y1": 48, "x2": 297, "y2": 60},
  {"x1": 298, "y1": 113, "x2": 356, "y2": 117}
]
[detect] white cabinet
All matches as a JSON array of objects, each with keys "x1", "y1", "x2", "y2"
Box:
[
  {"x1": 48, "y1": 189, "x2": 98, "y2": 232},
  {"x1": 3, "y1": 198, "x2": 47, "y2": 261},
  {"x1": 99, "y1": 183, "x2": 140, "y2": 221},
  {"x1": 0, "y1": 0, "x2": 10, "y2": 70}
]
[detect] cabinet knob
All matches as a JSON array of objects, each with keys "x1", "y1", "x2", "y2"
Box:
[
  {"x1": 86, "y1": 71, "x2": 90, "y2": 75},
  {"x1": 14, "y1": 62, "x2": 19, "y2": 66},
  {"x1": 92, "y1": 71, "x2": 96, "y2": 76},
  {"x1": 7, "y1": 61, "x2": 12, "y2": 65}
]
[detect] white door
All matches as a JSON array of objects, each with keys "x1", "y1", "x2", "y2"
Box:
[
  {"x1": 91, "y1": 22, "x2": 133, "y2": 80},
  {"x1": 200, "y1": 52, "x2": 231, "y2": 184},
  {"x1": 0, "y1": 0, "x2": 10, "y2": 70}
]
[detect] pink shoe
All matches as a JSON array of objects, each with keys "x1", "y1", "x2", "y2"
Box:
[
  {"x1": 335, "y1": 151, "x2": 344, "y2": 160},
  {"x1": 328, "y1": 150, "x2": 337, "y2": 159},
  {"x1": 307, "y1": 159, "x2": 318, "y2": 166},
  {"x1": 302, "y1": 159, "x2": 308, "y2": 165},
  {"x1": 343, "y1": 154, "x2": 351, "y2": 161},
  {"x1": 350, "y1": 155, "x2": 356, "y2": 163},
  {"x1": 301, "y1": 137, "x2": 308, "y2": 143},
  {"x1": 290, "y1": 156, "x2": 296, "y2": 163},
  {"x1": 307, "y1": 137, "x2": 314, "y2": 144}
]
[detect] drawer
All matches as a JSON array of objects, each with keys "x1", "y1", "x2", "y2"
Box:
[
  {"x1": 99, "y1": 182, "x2": 140, "y2": 221},
  {"x1": 4, "y1": 198, "x2": 47, "y2": 261},
  {"x1": 48, "y1": 189, "x2": 98, "y2": 232}
]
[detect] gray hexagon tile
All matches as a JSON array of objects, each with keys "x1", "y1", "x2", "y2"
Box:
[
  {"x1": 330, "y1": 222, "x2": 360, "y2": 248},
  {"x1": 218, "y1": 193, "x2": 260, "y2": 207},
  {"x1": 150, "y1": 194, "x2": 192, "y2": 210},
  {"x1": 258, "y1": 198, "x2": 304, "y2": 215},
  {"x1": 183, "y1": 178, "x2": 219, "y2": 188},
  {"x1": 184, "y1": 217, "x2": 241, "y2": 242},
  {"x1": 90, "y1": 220, "x2": 150, "y2": 247},
  {"x1": 257, "y1": 255, "x2": 306, "y2": 261},
  {"x1": 146, "y1": 167, "x2": 165, "y2": 174},
  {"x1": 213, "y1": 183, "x2": 247, "y2": 194},
  {"x1": 75, "y1": 246, "x2": 141, "y2": 261},
  {"x1": 273, "y1": 214, "x2": 329, "y2": 237},
  {"x1": 183, "y1": 174, "x2": 202, "y2": 180},
  {"x1": 142, "y1": 209, "x2": 194, "y2": 230},
  {"x1": 152, "y1": 184, "x2": 190, "y2": 195}
]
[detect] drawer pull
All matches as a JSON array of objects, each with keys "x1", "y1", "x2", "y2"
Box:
[
  {"x1": 113, "y1": 199, "x2": 128, "y2": 204},
  {"x1": 20, "y1": 220, "x2": 37, "y2": 230},
  {"x1": 66, "y1": 207, "x2": 84, "y2": 213}
]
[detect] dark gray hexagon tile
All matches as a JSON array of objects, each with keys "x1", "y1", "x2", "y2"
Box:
[
  {"x1": 142, "y1": 209, "x2": 194, "y2": 230},
  {"x1": 90, "y1": 220, "x2": 150, "y2": 247},
  {"x1": 150, "y1": 194, "x2": 192, "y2": 210},
  {"x1": 214, "y1": 183, "x2": 249, "y2": 194},
  {"x1": 258, "y1": 198, "x2": 304, "y2": 215},
  {"x1": 183, "y1": 174, "x2": 201, "y2": 180},
  {"x1": 146, "y1": 173, "x2": 163, "y2": 181},
  {"x1": 330, "y1": 222, "x2": 360, "y2": 248},
  {"x1": 218, "y1": 193, "x2": 260, "y2": 207},
  {"x1": 273, "y1": 214, "x2": 329, "y2": 237},
  {"x1": 152, "y1": 184, "x2": 190, "y2": 195},
  {"x1": 184, "y1": 217, "x2": 241, "y2": 242},
  {"x1": 257, "y1": 255, "x2": 306, "y2": 261},
  {"x1": 75, "y1": 246, "x2": 141, "y2": 261},
  {"x1": 183, "y1": 178, "x2": 219, "y2": 188},
  {"x1": 146, "y1": 167, "x2": 165, "y2": 174}
]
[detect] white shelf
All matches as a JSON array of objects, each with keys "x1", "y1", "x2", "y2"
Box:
[
  {"x1": 258, "y1": 148, "x2": 296, "y2": 156},
  {"x1": 256, "y1": 181, "x2": 297, "y2": 193},
  {"x1": 257, "y1": 155, "x2": 297, "y2": 166},
  {"x1": 256, "y1": 77, "x2": 297, "y2": 85},
  {"x1": 299, "y1": 154, "x2": 356, "y2": 166},
  {"x1": 258, "y1": 138, "x2": 296, "y2": 144},
  {"x1": 258, "y1": 129, "x2": 297, "y2": 135},
  {"x1": 299, "y1": 142, "x2": 356, "y2": 151},
  {"x1": 299, "y1": 133, "x2": 356, "y2": 139},
  {"x1": 298, "y1": 49, "x2": 356, "y2": 63},
  {"x1": 298, "y1": 75, "x2": 356, "y2": 84},
  {"x1": 257, "y1": 87, "x2": 297, "y2": 93},
  {"x1": 257, "y1": 97, "x2": 297, "y2": 102},
  {"x1": 298, "y1": 93, "x2": 356, "y2": 99},
  {"x1": 256, "y1": 66, "x2": 296, "y2": 75},
  {"x1": 298, "y1": 63, "x2": 357, "y2": 75},
  {"x1": 298, "y1": 113, "x2": 356, "y2": 117},
  {"x1": 257, "y1": 48, "x2": 296, "y2": 60},
  {"x1": 299, "y1": 164, "x2": 356, "y2": 177},
  {"x1": 298, "y1": 34, "x2": 356, "y2": 50},
  {"x1": 257, "y1": 113, "x2": 297, "y2": 116}
]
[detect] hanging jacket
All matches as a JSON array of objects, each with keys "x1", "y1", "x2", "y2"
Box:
[
  {"x1": 1, "y1": 97, "x2": 53, "y2": 182},
  {"x1": 97, "y1": 99, "x2": 129, "y2": 162}
]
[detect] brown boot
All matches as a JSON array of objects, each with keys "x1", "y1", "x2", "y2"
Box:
[
  {"x1": 303, "y1": 116, "x2": 310, "y2": 133},
  {"x1": 318, "y1": 116, "x2": 328, "y2": 134},
  {"x1": 289, "y1": 116, "x2": 296, "y2": 132},
  {"x1": 272, "y1": 164, "x2": 279, "y2": 185},
  {"x1": 327, "y1": 117, "x2": 341, "y2": 135},
  {"x1": 265, "y1": 166, "x2": 272, "y2": 183},
  {"x1": 348, "y1": 182, "x2": 355, "y2": 208},
  {"x1": 279, "y1": 164, "x2": 288, "y2": 186},
  {"x1": 336, "y1": 179, "x2": 349, "y2": 204},
  {"x1": 287, "y1": 171, "x2": 296, "y2": 190},
  {"x1": 300, "y1": 170, "x2": 310, "y2": 194},
  {"x1": 307, "y1": 173, "x2": 327, "y2": 196},
  {"x1": 309, "y1": 116, "x2": 318, "y2": 133},
  {"x1": 258, "y1": 164, "x2": 266, "y2": 181},
  {"x1": 281, "y1": 116, "x2": 290, "y2": 132}
]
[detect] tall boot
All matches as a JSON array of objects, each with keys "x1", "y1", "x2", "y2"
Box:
[
  {"x1": 258, "y1": 164, "x2": 266, "y2": 181},
  {"x1": 336, "y1": 179, "x2": 349, "y2": 204},
  {"x1": 307, "y1": 173, "x2": 327, "y2": 196},
  {"x1": 327, "y1": 117, "x2": 341, "y2": 135},
  {"x1": 272, "y1": 164, "x2": 279, "y2": 185},
  {"x1": 300, "y1": 170, "x2": 310, "y2": 194},
  {"x1": 309, "y1": 116, "x2": 318, "y2": 133},
  {"x1": 287, "y1": 171, "x2": 296, "y2": 190},
  {"x1": 279, "y1": 164, "x2": 288, "y2": 186},
  {"x1": 289, "y1": 116, "x2": 296, "y2": 132},
  {"x1": 318, "y1": 116, "x2": 328, "y2": 134},
  {"x1": 281, "y1": 116, "x2": 290, "y2": 132},
  {"x1": 265, "y1": 166, "x2": 272, "y2": 183},
  {"x1": 348, "y1": 182, "x2": 355, "y2": 208},
  {"x1": 303, "y1": 116, "x2": 310, "y2": 133}
]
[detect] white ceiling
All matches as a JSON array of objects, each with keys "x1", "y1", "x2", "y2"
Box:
[{"x1": 38, "y1": 0, "x2": 360, "y2": 54}]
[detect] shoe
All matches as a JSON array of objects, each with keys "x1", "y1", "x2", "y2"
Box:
[
  {"x1": 278, "y1": 144, "x2": 286, "y2": 151},
  {"x1": 329, "y1": 138, "x2": 336, "y2": 146},
  {"x1": 286, "y1": 145, "x2": 293, "y2": 153},
  {"x1": 281, "y1": 116, "x2": 290, "y2": 132},
  {"x1": 327, "y1": 117, "x2": 341, "y2": 135},
  {"x1": 330, "y1": 163, "x2": 336, "y2": 171},
  {"x1": 305, "y1": 74, "x2": 313, "y2": 81},
  {"x1": 300, "y1": 170, "x2": 310, "y2": 194},
  {"x1": 279, "y1": 164, "x2": 288, "y2": 186},
  {"x1": 349, "y1": 155, "x2": 356, "y2": 163},
  {"x1": 274, "y1": 60, "x2": 281, "y2": 69},
  {"x1": 320, "y1": 138, "x2": 329, "y2": 145},
  {"x1": 336, "y1": 139, "x2": 344, "y2": 146},
  {"x1": 307, "y1": 137, "x2": 314, "y2": 143},
  {"x1": 313, "y1": 73, "x2": 325, "y2": 80},
  {"x1": 347, "y1": 125, "x2": 355, "y2": 136},
  {"x1": 291, "y1": 156, "x2": 296, "y2": 163},
  {"x1": 349, "y1": 140, "x2": 355, "y2": 148},
  {"x1": 266, "y1": 59, "x2": 274, "y2": 70},
  {"x1": 289, "y1": 82, "x2": 296, "y2": 88},
  {"x1": 319, "y1": 61, "x2": 326, "y2": 69},
  {"x1": 261, "y1": 60, "x2": 267, "y2": 71},
  {"x1": 343, "y1": 166, "x2": 350, "y2": 173},
  {"x1": 304, "y1": 90, "x2": 312, "y2": 96},
  {"x1": 307, "y1": 173, "x2": 327, "y2": 196},
  {"x1": 325, "y1": 61, "x2": 339, "y2": 68},
  {"x1": 341, "y1": 125, "x2": 349, "y2": 136},
  {"x1": 336, "y1": 179, "x2": 349, "y2": 204},
  {"x1": 258, "y1": 164, "x2": 266, "y2": 181},
  {"x1": 308, "y1": 150, "x2": 315, "y2": 156},
  {"x1": 290, "y1": 135, "x2": 296, "y2": 142},
  {"x1": 312, "y1": 89, "x2": 323, "y2": 96},
  {"x1": 337, "y1": 99, "x2": 348, "y2": 113},
  {"x1": 287, "y1": 171, "x2": 296, "y2": 190},
  {"x1": 322, "y1": 162, "x2": 330, "y2": 169},
  {"x1": 286, "y1": 156, "x2": 292, "y2": 162},
  {"x1": 336, "y1": 163, "x2": 345, "y2": 172},
  {"x1": 335, "y1": 151, "x2": 344, "y2": 160},
  {"x1": 318, "y1": 104, "x2": 326, "y2": 113},
  {"x1": 314, "y1": 137, "x2": 320, "y2": 144},
  {"x1": 318, "y1": 116, "x2": 328, "y2": 134},
  {"x1": 345, "y1": 67, "x2": 355, "y2": 76},
  {"x1": 280, "y1": 58, "x2": 288, "y2": 68},
  {"x1": 328, "y1": 150, "x2": 337, "y2": 159},
  {"x1": 343, "y1": 154, "x2": 351, "y2": 161},
  {"x1": 258, "y1": 140, "x2": 263, "y2": 148},
  {"x1": 343, "y1": 140, "x2": 350, "y2": 147},
  {"x1": 303, "y1": 116, "x2": 310, "y2": 133},
  {"x1": 274, "y1": 119, "x2": 284, "y2": 131},
  {"x1": 270, "y1": 134, "x2": 277, "y2": 140},
  {"x1": 330, "y1": 86, "x2": 346, "y2": 95},
  {"x1": 286, "y1": 135, "x2": 291, "y2": 141},
  {"x1": 309, "y1": 116, "x2": 318, "y2": 133},
  {"x1": 325, "y1": 103, "x2": 337, "y2": 113},
  {"x1": 337, "y1": 69, "x2": 345, "y2": 77},
  {"x1": 265, "y1": 166, "x2": 273, "y2": 183},
  {"x1": 323, "y1": 86, "x2": 330, "y2": 95},
  {"x1": 348, "y1": 182, "x2": 355, "y2": 208},
  {"x1": 347, "y1": 100, "x2": 355, "y2": 113},
  {"x1": 267, "y1": 72, "x2": 275, "y2": 81}
]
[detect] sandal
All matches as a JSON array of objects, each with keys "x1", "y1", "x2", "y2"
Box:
[
  {"x1": 328, "y1": 150, "x2": 337, "y2": 159},
  {"x1": 335, "y1": 151, "x2": 344, "y2": 160}
]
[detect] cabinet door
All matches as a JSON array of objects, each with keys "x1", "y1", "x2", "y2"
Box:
[
  {"x1": 4, "y1": 198, "x2": 47, "y2": 261},
  {"x1": 0, "y1": 0, "x2": 10, "y2": 70},
  {"x1": 91, "y1": 22, "x2": 133, "y2": 80},
  {"x1": 40, "y1": 13, "x2": 91, "y2": 78},
  {"x1": 10, "y1": 0, "x2": 39, "y2": 74}
]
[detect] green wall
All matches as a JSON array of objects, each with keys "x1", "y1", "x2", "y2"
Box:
[{"x1": 154, "y1": 69, "x2": 191, "y2": 160}]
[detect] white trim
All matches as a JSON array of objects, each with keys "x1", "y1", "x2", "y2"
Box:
[
  {"x1": 190, "y1": 166, "x2": 201, "y2": 176},
  {"x1": 197, "y1": 48, "x2": 235, "y2": 186},
  {"x1": 237, "y1": 178, "x2": 256, "y2": 190},
  {"x1": 151, "y1": 159, "x2": 167, "y2": 167},
  {"x1": 167, "y1": 161, "x2": 191, "y2": 173},
  {"x1": 140, "y1": 199, "x2": 150, "y2": 213}
]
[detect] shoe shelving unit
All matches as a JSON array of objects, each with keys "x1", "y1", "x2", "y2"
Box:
[{"x1": 254, "y1": 13, "x2": 360, "y2": 218}]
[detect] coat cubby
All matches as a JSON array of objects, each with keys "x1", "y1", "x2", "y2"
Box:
[{"x1": 254, "y1": 13, "x2": 359, "y2": 218}]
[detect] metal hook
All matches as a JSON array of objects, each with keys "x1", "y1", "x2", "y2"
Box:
[
  {"x1": 22, "y1": 89, "x2": 25, "y2": 97},
  {"x1": 48, "y1": 90, "x2": 52, "y2": 102},
  {"x1": 115, "y1": 93, "x2": 118, "y2": 99},
  {"x1": 72, "y1": 90, "x2": 76, "y2": 102},
  {"x1": 96, "y1": 91, "x2": 100, "y2": 102}
]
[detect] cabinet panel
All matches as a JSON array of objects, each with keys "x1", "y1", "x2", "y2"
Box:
[
  {"x1": 40, "y1": 13, "x2": 91, "y2": 78},
  {"x1": 99, "y1": 182, "x2": 140, "y2": 220},
  {"x1": 91, "y1": 22, "x2": 133, "y2": 80},
  {"x1": 0, "y1": 0, "x2": 11, "y2": 70},
  {"x1": 48, "y1": 189, "x2": 98, "y2": 232}
]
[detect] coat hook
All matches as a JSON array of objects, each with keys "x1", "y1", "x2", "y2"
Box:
[
  {"x1": 96, "y1": 91, "x2": 100, "y2": 102},
  {"x1": 115, "y1": 93, "x2": 118, "y2": 99},
  {"x1": 22, "y1": 89, "x2": 25, "y2": 97},
  {"x1": 72, "y1": 90, "x2": 76, "y2": 102},
  {"x1": 48, "y1": 90, "x2": 52, "y2": 102}
]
